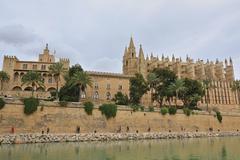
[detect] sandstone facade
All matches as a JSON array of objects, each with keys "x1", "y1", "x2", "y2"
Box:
[{"x1": 1, "y1": 39, "x2": 239, "y2": 106}]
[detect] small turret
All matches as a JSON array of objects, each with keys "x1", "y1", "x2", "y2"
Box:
[
  {"x1": 172, "y1": 54, "x2": 175, "y2": 62},
  {"x1": 150, "y1": 53, "x2": 153, "y2": 60},
  {"x1": 225, "y1": 59, "x2": 228, "y2": 66},
  {"x1": 138, "y1": 44, "x2": 145, "y2": 60},
  {"x1": 230, "y1": 57, "x2": 233, "y2": 65},
  {"x1": 146, "y1": 54, "x2": 149, "y2": 61}
]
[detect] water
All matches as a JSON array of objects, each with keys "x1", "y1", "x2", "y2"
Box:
[{"x1": 0, "y1": 137, "x2": 240, "y2": 160}]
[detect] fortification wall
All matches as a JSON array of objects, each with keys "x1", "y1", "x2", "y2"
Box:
[{"x1": 0, "y1": 102, "x2": 240, "y2": 134}]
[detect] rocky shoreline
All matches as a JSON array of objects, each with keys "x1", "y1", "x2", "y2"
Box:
[{"x1": 1, "y1": 132, "x2": 240, "y2": 144}]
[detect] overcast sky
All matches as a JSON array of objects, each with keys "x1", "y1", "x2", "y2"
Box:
[{"x1": 0, "y1": 0, "x2": 239, "y2": 78}]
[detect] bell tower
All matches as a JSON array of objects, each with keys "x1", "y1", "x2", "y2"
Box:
[{"x1": 122, "y1": 37, "x2": 138, "y2": 75}]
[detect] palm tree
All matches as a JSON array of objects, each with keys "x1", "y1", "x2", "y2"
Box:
[
  {"x1": 69, "y1": 71, "x2": 92, "y2": 102},
  {"x1": 168, "y1": 79, "x2": 185, "y2": 106},
  {"x1": 21, "y1": 71, "x2": 45, "y2": 97},
  {"x1": 231, "y1": 80, "x2": 240, "y2": 105},
  {"x1": 0, "y1": 71, "x2": 10, "y2": 91},
  {"x1": 48, "y1": 62, "x2": 66, "y2": 100}
]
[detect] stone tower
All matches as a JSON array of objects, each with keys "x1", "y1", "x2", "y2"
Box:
[
  {"x1": 225, "y1": 57, "x2": 234, "y2": 81},
  {"x1": 122, "y1": 37, "x2": 138, "y2": 75},
  {"x1": 2, "y1": 55, "x2": 18, "y2": 90},
  {"x1": 39, "y1": 43, "x2": 55, "y2": 63}
]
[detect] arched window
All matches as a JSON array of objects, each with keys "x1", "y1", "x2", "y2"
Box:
[
  {"x1": 106, "y1": 92, "x2": 111, "y2": 100},
  {"x1": 14, "y1": 72, "x2": 19, "y2": 82},
  {"x1": 94, "y1": 83, "x2": 99, "y2": 89},
  {"x1": 94, "y1": 91, "x2": 99, "y2": 99},
  {"x1": 81, "y1": 91, "x2": 86, "y2": 99},
  {"x1": 48, "y1": 77, "x2": 53, "y2": 83}
]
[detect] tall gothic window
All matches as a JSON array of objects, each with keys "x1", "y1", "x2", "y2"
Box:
[
  {"x1": 94, "y1": 91, "x2": 99, "y2": 99},
  {"x1": 106, "y1": 92, "x2": 111, "y2": 100}
]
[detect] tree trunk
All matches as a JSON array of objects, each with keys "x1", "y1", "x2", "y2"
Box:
[
  {"x1": 56, "y1": 77, "x2": 59, "y2": 101},
  {"x1": 31, "y1": 86, "x2": 34, "y2": 97},
  {"x1": 0, "y1": 80, "x2": 3, "y2": 91},
  {"x1": 237, "y1": 89, "x2": 240, "y2": 105},
  {"x1": 79, "y1": 85, "x2": 82, "y2": 102},
  {"x1": 175, "y1": 91, "x2": 178, "y2": 107}
]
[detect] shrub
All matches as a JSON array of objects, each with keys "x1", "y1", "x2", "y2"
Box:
[
  {"x1": 113, "y1": 92, "x2": 129, "y2": 105},
  {"x1": 130, "y1": 104, "x2": 139, "y2": 112},
  {"x1": 83, "y1": 101, "x2": 94, "y2": 115},
  {"x1": 0, "y1": 98, "x2": 5, "y2": 110},
  {"x1": 160, "y1": 107, "x2": 168, "y2": 115},
  {"x1": 216, "y1": 111, "x2": 222, "y2": 123},
  {"x1": 183, "y1": 108, "x2": 191, "y2": 116},
  {"x1": 23, "y1": 97, "x2": 39, "y2": 115},
  {"x1": 99, "y1": 103, "x2": 117, "y2": 119},
  {"x1": 148, "y1": 106, "x2": 154, "y2": 112},
  {"x1": 168, "y1": 107, "x2": 177, "y2": 115},
  {"x1": 139, "y1": 105, "x2": 144, "y2": 111},
  {"x1": 59, "y1": 101, "x2": 68, "y2": 107}
]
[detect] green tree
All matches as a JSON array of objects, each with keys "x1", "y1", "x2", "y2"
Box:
[
  {"x1": 129, "y1": 73, "x2": 148, "y2": 105},
  {"x1": 59, "y1": 64, "x2": 84, "y2": 102},
  {"x1": 68, "y1": 64, "x2": 83, "y2": 78},
  {"x1": 231, "y1": 80, "x2": 240, "y2": 105},
  {"x1": 21, "y1": 71, "x2": 44, "y2": 97},
  {"x1": 179, "y1": 78, "x2": 204, "y2": 108},
  {"x1": 147, "y1": 72, "x2": 158, "y2": 105},
  {"x1": 113, "y1": 91, "x2": 129, "y2": 105},
  {"x1": 0, "y1": 71, "x2": 10, "y2": 90},
  {"x1": 148, "y1": 68, "x2": 177, "y2": 107},
  {"x1": 69, "y1": 71, "x2": 92, "y2": 102},
  {"x1": 48, "y1": 62, "x2": 66, "y2": 100},
  {"x1": 168, "y1": 79, "x2": 186, "y2": 106}
]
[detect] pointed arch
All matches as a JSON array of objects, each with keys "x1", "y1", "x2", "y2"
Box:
[
  {"x1": 47, "y1": 87, "x2": 56, "y2": 92},
  {"x1": 24, "y1": 87, "x2": 33, "y2": 91},
  {"x1": 12, "y1": 86, "x2": 22, "y2": 91},
  {"x1": 36, "y1": 87, "x2": 45, "y2": 92}
]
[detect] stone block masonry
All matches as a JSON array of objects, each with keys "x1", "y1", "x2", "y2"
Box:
[
  {"x1": 1, "y1": 101, "x2": 240, "y2": 134},
  {"x1": 1, "y1": 132, "x2": 240, "y2": 144}
]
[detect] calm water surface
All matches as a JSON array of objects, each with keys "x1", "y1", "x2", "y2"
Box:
[{"x1": 0, "y1": 137, "x2": 240, "y2": 160}]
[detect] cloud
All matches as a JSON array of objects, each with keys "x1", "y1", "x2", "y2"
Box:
[
  {"x1": 0, "y1": 0, "x2": 239, "y2": 79},
  {"x1": 90, "y1": 57, "x2": 122, "y2": 73},
  {"x1": 0, "y1": 24, "x2": 41, "y2": 46}
]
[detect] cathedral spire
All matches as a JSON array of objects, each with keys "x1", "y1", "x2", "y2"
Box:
[
  {"x1": 124, "y1": 46, "x2": 128, "y2": 57},
  {"x1": 139, "y1": 44, "x2": 145, "y2": 60},
  {"x1": 129, "y1": 36, "x2": 135, "y2": 49}
]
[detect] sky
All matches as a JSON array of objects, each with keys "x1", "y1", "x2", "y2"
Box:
[{"x1": 0, "y1": 0, "x2": 239, "y2": 79}]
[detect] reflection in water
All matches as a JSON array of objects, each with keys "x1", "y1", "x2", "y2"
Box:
[
  {"x1": 221, "y1": 146, "x2": 227, "y2": 160},
  {"x1": 0, "y1": 137, "x2": 240, "y2": 160}
]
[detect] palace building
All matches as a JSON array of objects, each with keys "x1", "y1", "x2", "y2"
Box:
[{"x1": 1, "y1": 38, "x2": 239, "y2": 106}]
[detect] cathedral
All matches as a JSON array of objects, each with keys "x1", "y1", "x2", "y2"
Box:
[{"x1": 1, "y1": 38, "x2": 239, "y2": 106}]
